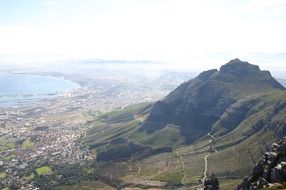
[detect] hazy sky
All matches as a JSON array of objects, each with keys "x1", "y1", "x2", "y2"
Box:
[{"x1": 0, "y1": 0, "x2": 286, "y2": 71}]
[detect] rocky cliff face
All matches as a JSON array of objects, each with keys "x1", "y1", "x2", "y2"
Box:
[
  {"x1": 141, "y1": 59, "x2": 285, "y2": 143},
  {"x1": 237, "y1": 137, "x2": 286, "y2": 189}
]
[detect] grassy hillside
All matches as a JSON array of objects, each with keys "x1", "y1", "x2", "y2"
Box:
[
  {"x1": 80, "y1": 91, "x2": 286, "y2": 189},
  {"x1": 79, "y1": 60, "x2": 286, "y2": 189}
]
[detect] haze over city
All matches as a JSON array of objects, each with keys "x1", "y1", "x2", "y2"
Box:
[{"x1": 1, "y1": 0, "x2": 286, "y2": 73}]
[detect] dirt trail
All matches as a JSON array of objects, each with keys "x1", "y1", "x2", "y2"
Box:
[
  {"x1": 203, "y1": 153, "x2": 210, "y2": 182},
  {"x1": 136, "y1": 166, "x2": 141, "y2": 176},
  {"x1": 180, "y1": 155, "x2": 187, "y2": 184},
  {"x1": 232, "y1": 146, "x2": 239, "y2": 157}
]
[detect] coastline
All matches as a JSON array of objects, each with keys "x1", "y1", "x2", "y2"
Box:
[{"x1": 0, "y1": 73, "x2": 81, "y2": 108}]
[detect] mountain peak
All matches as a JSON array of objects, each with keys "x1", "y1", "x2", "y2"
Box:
[
  {"x1": 141, "y1": 59, "x2": 285, "y2": 143},
  {"x1": 219, "y1": 58, "x2": 260, "y2": 75}
]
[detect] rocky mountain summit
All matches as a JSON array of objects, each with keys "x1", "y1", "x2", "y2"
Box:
[
  {"x1": 237, "y1": 137, "x2": 286, "y2": 189},
  {"x1": 141, "y1": 58, "x2": 285, "y2": 143}
]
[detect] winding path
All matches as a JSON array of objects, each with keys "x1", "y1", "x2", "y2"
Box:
[
  {"x1": 232, "y1": 146, "x2": 239, "y2": 157},
  {"x1": 136, "y1": 166, "x2": 141, "y2": 176},
  {"x1": 203, "y1": 153, "x2": 210, "y2": 182},
  {"x1": 180, "y1": 155, "x2": 187, "y2": 184}
]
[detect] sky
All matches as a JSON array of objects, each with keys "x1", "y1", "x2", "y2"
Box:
[{"x1": 0, "y1": 0, "x2": 286, "y2": 72}]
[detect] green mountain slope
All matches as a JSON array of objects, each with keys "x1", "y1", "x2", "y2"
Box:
[
  {"x1": 82, "y1": 59, "x2": 286, "y2": 189},
  {"x1": 141, "y1": 58, "x2": 285, "y2": 144}
]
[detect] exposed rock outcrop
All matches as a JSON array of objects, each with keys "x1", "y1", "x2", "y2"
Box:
[
  {"x1": 204, "y1": 173, "x2": 219, "y2": 190},
  {"x1": 237, "y1": 137, "x2": 286, "y2": 189}
]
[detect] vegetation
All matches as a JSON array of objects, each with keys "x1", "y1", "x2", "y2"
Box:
[
  {"x1": 3, "y1": 153, "x2": 16, "y2": 161},
  {"x1": 0, "y1": 172, "x2": 7, "y2": 179},
  {"x1": 22, "y1": 140, "x2": 34, "y2": 149},
  {"x1": 154, "y1": 171, "x2": 184, "y2": 186},
  {"x1": 219, "y1": 179, "x2": 242, "y2": 190},
  {"x1": 36, "y1": 166, "x2": 52, "y2": 175},
  {"x1": 0, "y1": 141, "x2": 16, "y2": 152},
  {"x1": 54, "y1": 181, "x2": 115, "y2": 190}
]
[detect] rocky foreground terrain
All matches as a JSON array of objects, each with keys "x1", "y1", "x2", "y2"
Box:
[{"x1": 238, "y1": 137, "x2": 286, "y2": 189}]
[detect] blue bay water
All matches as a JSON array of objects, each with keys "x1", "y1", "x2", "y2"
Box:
[{"x1": 0, "y1": 73, "x2": 79, "y2": 107}]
